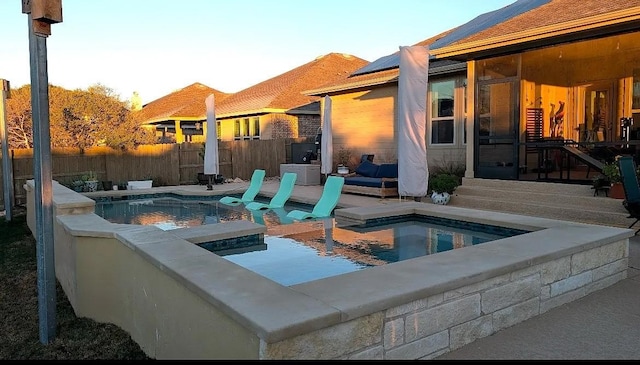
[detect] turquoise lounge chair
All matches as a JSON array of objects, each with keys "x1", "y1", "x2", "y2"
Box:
[
  {"x1": 245, "y1": 172, "x2": 297, "y2": 211},
  {"x1": 618, "y1": 156, "x2": 640, "y2": 234},
  {"x1": 249, "y1": 207, "x2": 294, "y2": 225},
  {"x1": 286, "y1": 175, "x2": 344, "y2": 221},
  {"x1": 219, "y1": 169, "x2": 266, "y2": 206}
]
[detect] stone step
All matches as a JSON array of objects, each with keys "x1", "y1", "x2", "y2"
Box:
[
  {"x1": 454, "y1": 185, "x2": 626, "y2": 213},
  {"x1": 448, "y1": 194, "x2": 634, "y2": 229},
  {"x1": 461, "y1": 177, "x2": 594, "y2": 196}
]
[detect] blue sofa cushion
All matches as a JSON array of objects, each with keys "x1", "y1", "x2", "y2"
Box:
[
  {"x1": 344, "y1": 176, "x2": 398, "y2": 188},
  {"x1": 375, "y1": 163, "x2": 398, "y2": 178},
  {"x1": 355, "y1": 160, "x2": 380, "y2": 177}
]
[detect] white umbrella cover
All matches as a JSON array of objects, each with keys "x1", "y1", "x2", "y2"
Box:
[
  {"x1": 397, "y1": 45, "x2": 429, "y2": 198},
  {"x1": 204, "y1": 94, "x2": 219, "y2": 177},
  {"x1": 321, "y1": 95, "x2": 333, "y2": 175}
]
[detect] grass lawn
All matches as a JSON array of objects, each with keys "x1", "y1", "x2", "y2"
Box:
[{"x1": 0, "y1": 213, "x2": 150, "y2": 360}]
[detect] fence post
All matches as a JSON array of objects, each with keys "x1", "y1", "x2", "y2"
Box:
[{"x1": 1, "y1": 79, "x2": 14, "y2": 220}]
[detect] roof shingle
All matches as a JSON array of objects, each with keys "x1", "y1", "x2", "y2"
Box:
[
  {"x1": 138, "y1": 82, "x2": 229, "y2": 123},
  {"x1": 216, "y1": 53, "x2": 369, "y2": 117}
]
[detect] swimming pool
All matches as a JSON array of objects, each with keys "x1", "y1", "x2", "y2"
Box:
[
  {"x1": 93, "y1": 194, "x2": 527, "y2": 286},
  {"x1": 34, "y1": 181, "x2": 631, "y2": 359},
  {"x1": 93, "y1": 193, "x2": 311, "y2": 230},
  {"x1": 224, "y1": 216, "x2": 527, "y2": 286}
]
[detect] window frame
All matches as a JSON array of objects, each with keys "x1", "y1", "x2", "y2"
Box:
[{"x1": 428, "y1": 79, "x2": 456, "y2": 146}]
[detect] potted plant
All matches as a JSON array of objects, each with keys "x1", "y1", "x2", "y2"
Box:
[
  {"x1": 429, "y1": 173, "x2": 460, "y2": 205},
  {"x1": 336, "y1": 146, "x2": 352, "y2": 174},
  {"x1": 71, "y1": 179, "x2": 85, "y2": 192},
  {"x1": 82, "y1": 171, "x2": 99, "y2": 192},
  {"x1": 602, "y1": 161, "x2": 624, "y2": 199}
]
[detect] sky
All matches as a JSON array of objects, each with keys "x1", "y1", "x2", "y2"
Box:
[{"x1": 0, "y1": 0, "x2": 516, "y2": 105}]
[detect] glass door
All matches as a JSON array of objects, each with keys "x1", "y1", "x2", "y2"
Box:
[
  {"x1": 475, "y1": 80, "x2": 519, "y2": 179},
  {"x1": 583, "y1": 83, "x2": 614, "y2": 142}
]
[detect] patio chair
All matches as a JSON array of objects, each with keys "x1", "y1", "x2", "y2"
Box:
[
  {"x1": 286, "y1": 175, "x2": 344, "y2": 221},
  {"x1": 245, "y1": 172, "x2": 297, "y2": 211},
  {"x1": 249, "y1": 207, "x2": 294, "y2": 225},
  {"x1": 219, "y1": 169, "x2": 266, "y2": 206},
  {"x1": 617, "y1": 156, "x2": 640, "y2": 234}
]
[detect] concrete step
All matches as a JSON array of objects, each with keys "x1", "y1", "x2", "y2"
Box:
[
  {"x1": 461, "y1": 177, "x2": 593, "y2": 196},
  {"x1": 448, "y1": 194, "x2": 633, "y2": 229},
  {"x1": 454, "y1": 185, "x2": 625, "y2": 212},
  {"x1": 450, "y1": 178, "x2": 634, "y2": 229}
]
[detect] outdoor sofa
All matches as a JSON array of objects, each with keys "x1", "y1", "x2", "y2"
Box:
[{"x1": 342, "y1": 159, "x2": 398, "y2": 198}]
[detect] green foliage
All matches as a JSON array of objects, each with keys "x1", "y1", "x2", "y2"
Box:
[
  {"x1": 429, "y1": 173, "x2": 460, "y2": 194},
  {"x1": 430, "y1": 154, "x2": 466, "y2": 178},
  {"x1": 5, "y1": 83, "x2": 155, "y2": 150},
  {"x1": 81, "y1": 171, "x2": 98, "y2": 181},
  {"x1": 602, "y1": 162, "x2": 621, "y2": 183}
]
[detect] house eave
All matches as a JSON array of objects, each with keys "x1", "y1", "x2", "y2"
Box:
[
  {"x1": 304, "y1": 62, "x2": 467, "y2": 96},
  {"x1": 142, "y1": 116, "x2": 205, "y2": 125},
  {"x1": 216, "y1": 108, "x2": 286, "y2": 119},
  {"x1": 430, "y1": 7, "x2": 640, "y2": 60}
]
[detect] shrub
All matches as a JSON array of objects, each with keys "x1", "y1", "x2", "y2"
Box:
[{"x1": 429, "y1": 173, "x2": 460, "y2": 194}]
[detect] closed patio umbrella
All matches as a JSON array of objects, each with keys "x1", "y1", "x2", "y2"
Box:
[
  {"x1": 321, "y1": 95, "x2": 333, "y2": 176},
  {"x1": 204, "y1": 93, "x2": 219, "y2": 190},
  {"x1": 397, "y1": 45, "x2": 429, "y2": 199}
]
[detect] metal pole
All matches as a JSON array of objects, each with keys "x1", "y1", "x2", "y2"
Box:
[
  {"x1": 0, "y1": 80, "x2": 14, "y2": 221},
  {"x1": 28, "y1": 13, "x2": 57, "y2": 345}
]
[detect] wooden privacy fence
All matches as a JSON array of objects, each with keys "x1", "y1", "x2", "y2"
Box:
[{"x1": 0, "y1": 137, "x2": 312, "y2": 209}]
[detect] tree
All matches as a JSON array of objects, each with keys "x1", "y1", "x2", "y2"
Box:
[
  {"x1": 4, "y1": 83, "x2": 156, "y2": 149},
  {"x1": 5, "y1": 85, "x2": 33, "y2": 149}
]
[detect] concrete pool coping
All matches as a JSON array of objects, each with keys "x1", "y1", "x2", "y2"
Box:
[{"x1": 29, "y1": 181, "x2": 634, "y2": 359}]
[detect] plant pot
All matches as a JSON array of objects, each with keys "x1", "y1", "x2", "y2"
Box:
[
  {"x1": 101, "y1": 180, "x2": 113, "y2": 191},
  {"x1": 197, "y1": 173, "x2": 208, "y2": 185},
  {"x1": 609, "y1": 182, "x2": 625, "y2": 199},
  {"x1": 431, "y1": 191, "x2": 451, "y2": 205},
  {"x1": 84, "y1": 180, "x2": 99, "y2": 192},
  {"x1": 337, "y1": 166, "x2": 349, "y2": 174},
  {"x1": 127, "y1": 180, "x2": 153, "y2": 190}
]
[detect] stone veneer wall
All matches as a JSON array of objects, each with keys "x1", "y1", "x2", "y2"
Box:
[{"x1": 261, "y1": 239, "x2": 627, "y2": 359}]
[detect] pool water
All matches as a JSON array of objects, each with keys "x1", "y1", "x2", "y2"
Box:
[
  {"x1": 225, "y1": 217, "x2": 527, "y2": 286},
  {"x1": 93, "y1": 195, "x2": 527, "y2": 286},
  {"x1": 93, "y1": 194, "x2": 309, "y2": 230}
]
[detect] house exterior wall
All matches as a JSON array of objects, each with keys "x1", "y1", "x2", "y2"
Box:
[
  {"x1": 267, "y1": 113, "x2": 299, "y2": 139},
  {"x1": 328, "y1": 79, "x2": 467, "y2": 172},
  {"x1": 297, "y1": 114, "x2": 321, "y2": 139},
  {"x1": 217, "y1": 113, "x2": 300, "y2": 141},
  {"x1": 328, "y1": 86, "x2": 398, "y2": 170}
]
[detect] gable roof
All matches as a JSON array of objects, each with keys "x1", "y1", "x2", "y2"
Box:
[
  {"x1": 138, "y1": 82, "x2": 230, "y2": 124},
  {"x1": 215, "y1": 53, "x2": 369, "y2": 118},
  {"x1": 305, "y1": 0, "x2": 640, "y2": 96},
  {"x1": 303, "y1": 30, "x2": 463, "y2": 96},
  {"x1": 430, "y1": 0, "x2": 640, "y2": 59}
]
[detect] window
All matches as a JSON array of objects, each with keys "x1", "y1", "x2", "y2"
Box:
[
  {"x1": 243, "y1": 118, "x2": 250, "y2": 139},
  {"x1": 216, "y1": 121, "x2": 221, "y2": 140},
  {"x1": 252, "y1": 117, "x2": 260, "y2": 139},
  {"x1": 430, "y1": 80, "x2": 455, "y2": 144},
  {"x1": 234, "y1": 119, "x2": 241, "y2": 140}
]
